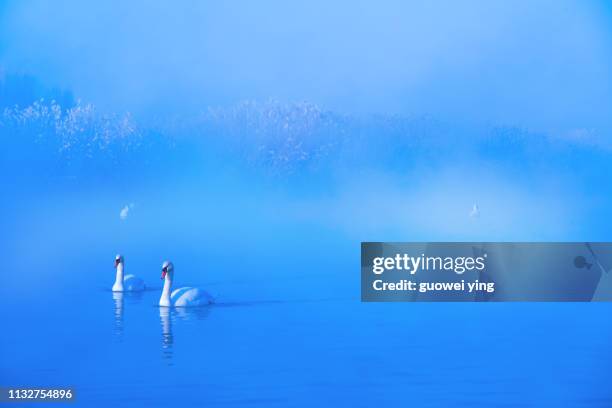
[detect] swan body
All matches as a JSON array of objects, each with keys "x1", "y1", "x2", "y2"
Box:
[
  {"x1": 159, "y1": 261, "x2": 214, "y2": 307},
  {"x1": 112, "y1": 255, "x2": 146, "y2": 292}
]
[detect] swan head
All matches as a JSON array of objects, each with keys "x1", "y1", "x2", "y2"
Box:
[
  {"x1": 161, "y1": 261, "x2": 174, "y2": 280},
  {"x1": 115, "y1": 254, "x2": 124, "y2": 267}
]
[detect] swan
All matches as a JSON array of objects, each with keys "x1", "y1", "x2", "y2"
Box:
[
  {"x1": 112, "y1": 254, "x2": 146, "y2": 292},
  {"x1": 159, "y1": 261, "x2": 214, "y2": 307}
]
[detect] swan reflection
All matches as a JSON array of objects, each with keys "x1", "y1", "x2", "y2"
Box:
[
  {"x1": 112, "y1": 291, "x2": 144, "y2": 341},
  {"x1": 159, "y1": 306, "x2": 211, "y2": 364},
  {"x1": 112, "y1": 292, "x2": 124, "y2": 341},
  {"x1": 175, "y1": 307, "x2": 211, "y2": 321},
  {"x1": 159, "y1": 307, "x2": 174, "y2": 363}
]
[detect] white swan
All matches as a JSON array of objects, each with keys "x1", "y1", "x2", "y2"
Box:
[
  {"x1": 112, "y1": 254, "x2": 146, "y2": 292},
  {"x1": 159, "y1": 261, "x2": 214, "y2": 307}
]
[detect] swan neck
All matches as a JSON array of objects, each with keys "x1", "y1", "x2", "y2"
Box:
[
  {"x1": 162, "y1": 272, "x2": 173, "y2": 297},
  {"x1": 113, "y1": 264, "x2": 124, "y2": 290}
]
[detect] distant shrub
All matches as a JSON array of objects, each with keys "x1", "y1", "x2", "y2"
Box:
[
  {"x1": 2, "y1": 99, "x2": 140, "y2": 158},
  {"x1": 203, "y1": 100, "x2": 347, "y2": 172}
]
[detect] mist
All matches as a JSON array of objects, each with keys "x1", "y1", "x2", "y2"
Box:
[
  {"x1": 1, "y1": 0, "x2": 612, "y2": 300},
  {"x1": 2, "y1": 0, "x2": 611, "y2": 134}
]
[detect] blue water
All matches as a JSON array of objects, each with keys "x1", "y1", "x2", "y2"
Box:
[
  {"x1": 1, "y1": 101, "x2": 612, "y2": 407},
  {"x1": 4, "y1": 278, "x2": 612, "y2": 407}
]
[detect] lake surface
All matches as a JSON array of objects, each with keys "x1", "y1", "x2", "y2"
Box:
[{"x1": 3, "y1": 267, "x2": 612, "y2": 407}]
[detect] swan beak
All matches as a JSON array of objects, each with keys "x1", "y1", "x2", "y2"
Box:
[
  {"x1": 115, "y1": 259, "x2": 120, "y2": 267},
  {"x1": 161, "y1": 270, "x2": 167, "y2": 280}
]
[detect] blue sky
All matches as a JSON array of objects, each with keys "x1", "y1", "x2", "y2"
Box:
[{"x1": 1, "y1": 0, "x2": 611, "y2": 137}]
